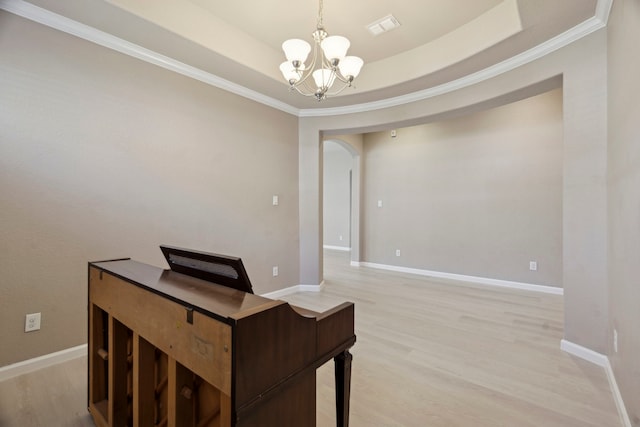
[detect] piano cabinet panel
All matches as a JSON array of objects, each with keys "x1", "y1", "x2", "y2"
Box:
[
  {"x1": 88, "y1": 311, "x2": 230, "y2": 427},
  {"x1": 88, "y1": 269, "x2": 232, "y2": 427},
  {"x1": 233, "y1": 303, "x2": 317, "y2": 409},
  {"x1": 235, "y1": 370, "x2": 316, "y2": 427},
  {"x1": 88, "y1": 304, "x2": 108, "y2": 426},
  {"x1": 89, "y1": 267, "x2": 233, "y2": 396},
  {"x1": 168, "y1": 359, "x2": 230, "y2": 427},
  {"x1": 109, "y1": 317, "x2": 131, "y2": 426},
  {"x1": 132, "y1": 333, "x2": 156, "y2": 426},
  {"x1": 168, "y1": 358, "x2": 193, "y2": 425},
  {"x1": 88, "y1": 311, "x2": 133, "y2": 427},
  {"x1": 88, "y1": 258, "x2": 355, "y2": 427},
  {"x1": 316, "y1": 303, "x2": 355, "y2": 361}
]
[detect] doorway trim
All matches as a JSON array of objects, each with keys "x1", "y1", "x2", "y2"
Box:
[{"x1": 323, "y1": 138, "x2": 362, "y2": 266}]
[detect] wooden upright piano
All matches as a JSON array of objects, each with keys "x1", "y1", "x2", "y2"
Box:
[{"x1": 87, "y1": 246, "x2": 355, "y2": 427}]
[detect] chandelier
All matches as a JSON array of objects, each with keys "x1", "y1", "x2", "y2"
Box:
[{"x1": 279, "y1": 0, "x2": 364, "y2": 101}]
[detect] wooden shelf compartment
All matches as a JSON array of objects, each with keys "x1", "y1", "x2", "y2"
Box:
[
  {"x1": 88, "y1": 257, "x2": 355, "y2": 427},
  {"x1": 88, "y1": 306, "x2": 133, "y2": 426},
  {"x1": 88, "y1": 265, "x2": 232, "y2": 427}
]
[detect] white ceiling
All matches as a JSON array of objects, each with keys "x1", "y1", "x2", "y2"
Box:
[
  {"x1": 190, "y1": 0, "x2": 505, "y2": 63},
  {"x1": 10, "y1": 0, "x2": 601, "y2": 111}
]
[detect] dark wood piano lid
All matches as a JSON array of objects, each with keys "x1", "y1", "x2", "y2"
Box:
[{"x1": 90, "y1": 259, "x2": 282, "y2": 325}]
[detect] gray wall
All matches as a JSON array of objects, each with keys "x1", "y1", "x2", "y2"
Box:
[
  {"x1": 299, "y1": 29, "x2": 608, "y2": 356},
  {"x1": 362, "y1": 89, "x2": 563, "y2": 286},
  {"x1": 0, "y1": 12, "x2": 300, "y2": 366},
  {"x1": 607, "y1": 0, "x2": 640, "y2": 423},
  {"x1": 323, "y1": 141, "x2": 352, "y2": 249}
]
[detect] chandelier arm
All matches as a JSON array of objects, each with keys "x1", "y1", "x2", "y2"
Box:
[
  {"x1": 291, "y1": 68, "x2": 313, "y2": 88},
  {"x1": 290, "y1": 85, "x2": 321, "y2": 97},
  {"x1": 324, "y1": 81, "x2": 353, "y2": 97},
  {"x1": 331, "y1": 71, "x2": 350, "y2": 84}
]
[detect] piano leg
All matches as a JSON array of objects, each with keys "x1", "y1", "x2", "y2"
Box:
[{"x1": 334, "y1": 350, "x2": 353, "y2": 427}]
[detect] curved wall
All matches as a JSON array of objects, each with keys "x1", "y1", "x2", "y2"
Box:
[{"x1": 299, "y1": 29, "x2": 608, "y2": 352}]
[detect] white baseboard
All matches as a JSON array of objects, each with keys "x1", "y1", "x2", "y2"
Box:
[
  {"x1": 323, "y1": 245, "x2": 351, "y2": 252},
  {"x1": 561, "y1": 340, "x2": 632, "y2": 427},
  {"x1": 0, "y1": 344, "x2": 87, "y2": 382},
  {"x1": 358, "y1": 262, "x2": 563, "y2": 295},
  {"x1": 261, "y1": 281, "x2": 325, "y2": 299},
  {"x1": 605, "y1": 358, "x2": 633, "y2": 427},
  {"x1": 0, "y1": 282, "x2": 324, "y2": 382},
  {"x1": 560, "y1": 339, "x2": 608, "y2": 366}
]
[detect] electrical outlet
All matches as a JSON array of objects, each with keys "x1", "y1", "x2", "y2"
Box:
[
  {"x1": 529, "y1": 261, "x2": 538, "y2": 271},
  {"x1": 25, "y1": 312, "x2": 41, "y2": 332},
  {"x1": 272, "y1": 266, "x2": 279, "y2": 277},
  {"x1": 395, "y1": 249, "x2": 401, "y2": 257},
  {"x1": 614, "y1": 329, "x2": 618, "y2": 353}
]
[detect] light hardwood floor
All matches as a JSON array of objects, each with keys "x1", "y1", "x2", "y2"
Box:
[
  {"x1": 0, "y1": 250, "x2": 621, "y2": 426},
  {"x1": 284, "y1": 250, "x2": 621, "y2": 427}
]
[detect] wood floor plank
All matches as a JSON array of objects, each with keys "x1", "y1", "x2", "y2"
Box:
[
  {"x1": 280, "y1": 250, "x2": 622, "y2": 427},
  {"x1": 0, "y1": 356, "x2": 94, "y2": 426},
  {"x1": 0, "y1": 249, "x2": 622, "y2": 426}
]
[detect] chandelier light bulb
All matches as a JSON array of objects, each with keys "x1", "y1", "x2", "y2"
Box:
[
  {"x1": 320, "y1": 35, "x2": 350, "y2": 63},
  {"x1": 312, "y1": 68, "x2": 336, "y2": 89},
  {"x1": 280, "y1": 61, "x2": 303, "y2": 83},
  {"x1": 338, "y1": 56, "x2": 364, "y2": 80},
  {"x1": 282, "y1": 39, "x2": 311, "y2": 65}
]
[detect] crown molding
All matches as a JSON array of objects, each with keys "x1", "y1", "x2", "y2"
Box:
[
  {"x1": 596, "y1": 0, "x2": 614, "y2": 23},
  {"x1": 1, "y1": 0, "x2": 612, "y2": 119},
  {"x1": 299, "y1": 0, "x2": 613, "y2": 117},
  {"x1": 0, "y1": 0, "x2": 299, "y2": 116}
]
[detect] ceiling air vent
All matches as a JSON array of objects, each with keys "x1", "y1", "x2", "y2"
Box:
[{"x1": 366, "y1": 14, "x2": 401, "y2": 36}]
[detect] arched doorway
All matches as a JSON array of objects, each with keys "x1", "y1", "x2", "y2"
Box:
[{"x1": 322, "y1": 138, "x2": 361, "y2": 268}]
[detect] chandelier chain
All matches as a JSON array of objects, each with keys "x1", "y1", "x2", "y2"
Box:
[{"x1": 317, "y1": 0, "x2": 324, "y2": 29}]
